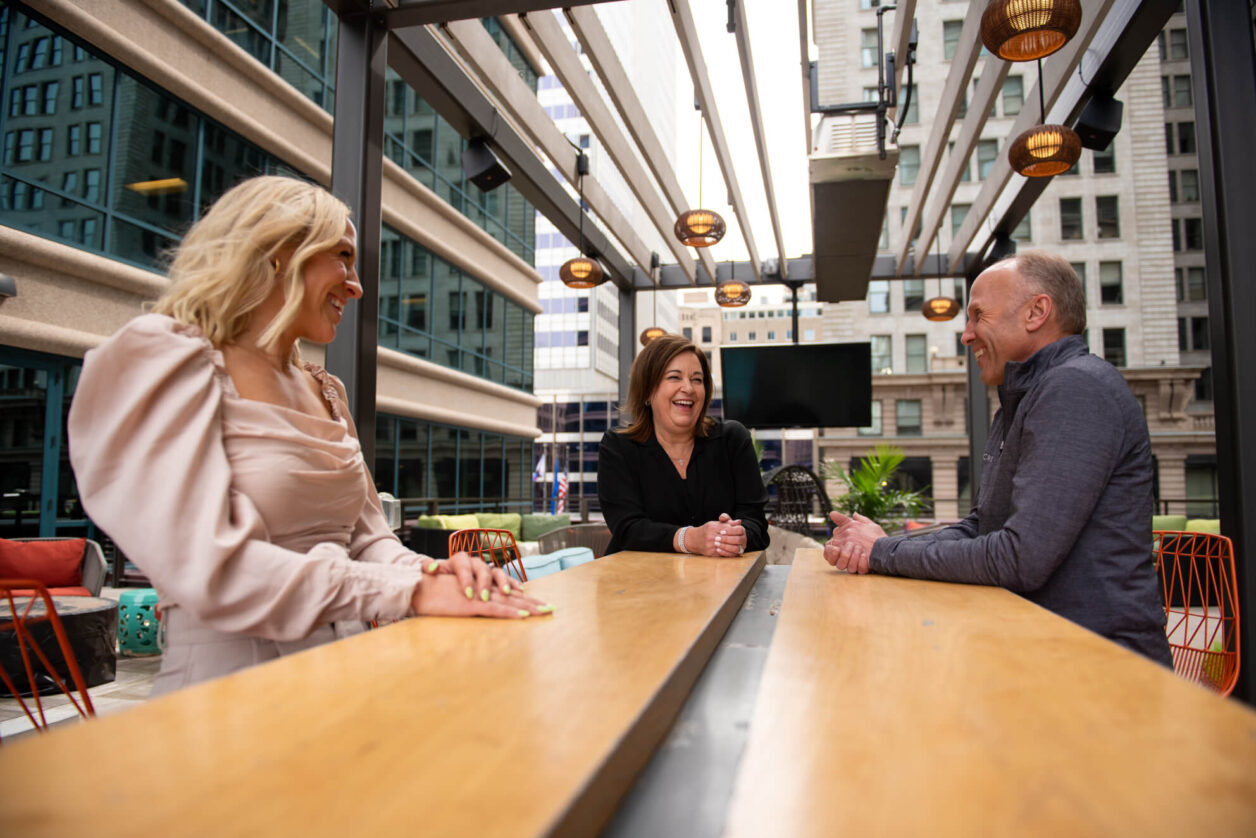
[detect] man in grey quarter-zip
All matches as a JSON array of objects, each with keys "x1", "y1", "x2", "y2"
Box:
[{"x1": 825, "y1": 250, "x2": 1171, "y2": 666}]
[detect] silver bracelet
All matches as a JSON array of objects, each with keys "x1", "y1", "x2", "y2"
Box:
[{"x1": 676, "y1": 526, "x2": 693, "y2": 554}]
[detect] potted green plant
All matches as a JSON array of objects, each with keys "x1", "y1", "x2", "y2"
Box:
[{"x1": 822, "y1": 444, "x2": 929, "y2": 532}]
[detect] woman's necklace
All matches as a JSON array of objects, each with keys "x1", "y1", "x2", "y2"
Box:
[{"x1": 661, "y1": 438, "x2": 694, "y2": 466}]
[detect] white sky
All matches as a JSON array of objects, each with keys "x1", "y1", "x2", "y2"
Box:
[{"x1": 671, "y1": 0, "x2": 816, "y2": 267}]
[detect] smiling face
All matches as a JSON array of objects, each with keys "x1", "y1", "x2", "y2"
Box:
[
  {"x1": 648, "y1": 350, "x2": 706, "y2": 439},
  {"x1": 961, "y1": 262, "x2": 1039, "y2": 385},
  {"x1": 287, "y1": 222, "x2": 362, "y2": 345}
]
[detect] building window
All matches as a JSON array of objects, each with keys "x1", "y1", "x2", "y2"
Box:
[
  {"x1": 1011, "y1": 212, "x2": 1032, "y2": 242},
  {"x1": 1093, "y1": 145, "x2": 1116, "y2": 174},
  {"x1": 949, "y1": 141, "x2": 972, "y2": 182},
  {"x1": 1173, "y1": 75, "x2": 1193, "y2": 108},
  {"x1": 901, "y1": 83, "x2": 918, "y2": 124},
  {"x1": 1178, "y1": 121, "x2": 1196, "y2": 154},
  {"x1": 728, "y1": 331, "x2": 737, "y2": 342},
  {"x1": 868, "y1": 280, "x2": 890, "y2": 313},
  {"x1": 1099, "y1": 261, "x2": 1123, "y2": 305},
  {"x1": 976, "y1": 139, "x2": 998, "y2": 180},
  {"x1": 1059, "y1": 197, "x2": 1083, "y2": 240},
  {"x1": 1184, "y1": 217, "x2": 1204, "y2": 250},
  {"x1": 899, "y1": 145, "x2": 920, "y2": 186},
  {"x1": 1169, "y1": 28, "x2": 1188, "y2": 60},
  {"x1": 903, "y1": 279, "x2": 924, "y2": 312},
  {"x1": 1002, "y1": 76, "x2": 1023, "y2": 116},
  {"x1": 1186, "y1": 266, "x2": 1206, "y2": 301},
  {"x1": 943, "y1": 21, "x2": 962, "y2": 61},
  {"x1": 1165, "y1": 123, "x2": 1174, "y2": 155},
  {"x1": 871, "y1": 335, "x2": 892, "y2": 374},
  {"x1": 748, "y1": 331, "x2": 756, "y2": 341},
  {"x1": 905, "y1": 334, "x2": 928, "y2": 373},
  {"x1": 896, "y1": 400, "x2": 923, "y2": 436},
  {"x1": 1178, "y1": 317, "x2": 1188, "y2": 351},
  {"x1": 1070, "y1": 262, "x2": 1087, "y2": 304},
  {"x1": 1095, "y1": 196, "x2": 1120, "y2": 238},
  {"x1": 682, "y1": 326, "x2": 692, "y2": 340},
  {"x1": 1180, "y1": 169, "x2": 1199, "y2": 202},
  {"x1": 1188, "y1": 316, "x2": 1210, "y2": 351},
  {"x1": 1102, "y1": 328, "x2": 1126, "y2": 367},
  {"x1": 1194, "y1": 368, "x2": 1213, "y2": 403},
  {"x1": 858, "y1": 401, "x2": 883, "y2": 436},
  {"x1": 1172, "y1": 218, "x2": 1182, "y2": 251},
  {"x1": 861, "y1": 29, "x2": 878, "y2": 67},
  {"x1": 1167, "y1": 170, "x2": 1178, "y2": 202},
  {"x1": 950, "y1": 203, "x2": 970, "y2": 237},
  {"x1": 767, "y1": 330, "x2": 776, "y2": 340},
  {"x1": 701, "y1": 325, "x2": 712, "y2": 343},
  {"x1": 1161, "y1": 75, "x2": 1172, "y2": 109}
]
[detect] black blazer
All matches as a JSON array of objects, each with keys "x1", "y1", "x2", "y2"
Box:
[{"x1": 598, "y1": 419, "x2": 769, "y2": 554}]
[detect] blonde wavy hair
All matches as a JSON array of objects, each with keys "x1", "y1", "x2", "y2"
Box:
[{"x1": 151, "y1": 175, "x2": 351, "y2": 357}]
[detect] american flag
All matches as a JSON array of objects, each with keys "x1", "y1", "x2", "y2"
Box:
[{"x1": 555, "y1": 471, "x2": 568, "y2": 513}]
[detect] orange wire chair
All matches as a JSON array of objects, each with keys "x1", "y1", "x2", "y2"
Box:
[
  {"x1": 0, "y1": 580, "x2": 96, "y2": 738},
  {"x1": 448, "y1": 529, "x2": 527, "y2": 582},
  {"x1": 1153, "y1": 530, "x2": 1241, "y2": 697}
]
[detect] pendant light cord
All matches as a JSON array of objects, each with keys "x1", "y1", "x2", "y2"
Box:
[
  {"x1": 1038, "y1": 57, "x2": 1046, "y2": 122},
  {"x1": 698, "y1": 111, "x2": 704, "y2": 208}
]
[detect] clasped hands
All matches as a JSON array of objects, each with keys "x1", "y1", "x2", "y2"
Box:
[
  {"x1": 684, "y1": 512, "x2": 748, "y2": 557},
  {"x1": 823, "y1": 511, "x2": 887, "y2": 574},
  {"x1": 411, "y1": 551, "x2": 552, "y2": 619}
]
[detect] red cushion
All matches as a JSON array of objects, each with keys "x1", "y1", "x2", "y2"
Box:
[
  {"x1": 10, "y1": 586, "x2": 92, "y2": 598},
  {"x1": 0, "y1": 538, "x2": 85, "y2": 588}
]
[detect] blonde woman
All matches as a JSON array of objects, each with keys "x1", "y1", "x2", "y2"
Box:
[{"x1": 68, "y1": 176, "x2": 547, "y2": 696}]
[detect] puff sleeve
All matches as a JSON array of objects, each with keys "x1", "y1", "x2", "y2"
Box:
[{"x1": 67, "y1": 315, "x2": 422, "y2": 641}]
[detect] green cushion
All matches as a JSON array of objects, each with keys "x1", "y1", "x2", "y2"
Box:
[
  {"x1": 415, "y1": 515, "x2": 445, "y2": 530},
  {"x1": 438, "y1": 514, "x2": 481, "y2": 531},
  {"x1": 1152, "y1": 514, "x2": 1188, "y2": 532},
  {"x1": 522, "y1": 513, "x2": 571, "y2": 542},
  {"x1": 476, "y1": 512, "x2": 522, "y2": 541},
  {"x1": 1185, "y1": 518, "x2": 1221, "y2": 534}
]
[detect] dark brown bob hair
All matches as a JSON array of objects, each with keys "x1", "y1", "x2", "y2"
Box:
[{"x1": 618, "y1": 333, "x2": 715, "y2": 443}]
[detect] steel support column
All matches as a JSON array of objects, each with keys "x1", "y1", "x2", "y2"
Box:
[
  {"x1": 328, "y1": 7, "x2": 386, "y2": 468},
  {"x1": 618, "y1": 285, "x2": 635, "y2": 412},
  {"x1": 1186, "y1": 0, "x2": 1256, "y2": 704}
]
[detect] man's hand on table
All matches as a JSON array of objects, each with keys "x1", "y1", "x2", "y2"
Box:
[{"x1": 823, "y1": 512, "x2": 886, "y2": 574}]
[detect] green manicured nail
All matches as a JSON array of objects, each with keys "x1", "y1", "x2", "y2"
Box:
[
  {"x1": 481, "y1": 589, "x2": 490, "y2": 602},
  {"x1": 465, "y1": 586, "x2": 474, "y2": 600},
  {"x1": 503, "y1": 584, "x2": 513, "y2": 595},
  {"x1": 538, "y1": 604, "x2": 555, "y2": 614},
  {"x1": 427, "y1": 561, "x2": 439, "y2": 573},
  {"x1": 517, "y1": 609, "x2": 531, "y2": 618}
]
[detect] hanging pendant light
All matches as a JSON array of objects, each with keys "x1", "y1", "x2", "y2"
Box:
[
  {"x1": 674, "y1": 108, "x2": 725, "y2": 248},
  {"x1": 714, "y1": 260, "x2": 751, "y2": 308},
  {"x1": 922, "y1": 297, "x2": 961, "y2": 321},
  {"x1": 561, "y1": 149, "x2": 608, "y2": 289},
  {"x1": 639, "y1": 325, "x2": 667, "y2": 345},
  {"x1": 980, "y1": 0, "x2": 1082, "y2": 62},
  {"x1": 1009, "y1": 58, "x2": 1081, "y2": 178}
]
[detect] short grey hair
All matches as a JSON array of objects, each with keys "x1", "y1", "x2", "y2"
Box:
[{"x1": 997, "y1": 250, "x2": 1087, "y2": 334}]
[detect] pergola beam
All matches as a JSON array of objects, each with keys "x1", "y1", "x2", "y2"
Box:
[
  {"x1": 439, "y1": 19, "x2": 656, "y2": 281},
  {"x1": 381, "y1": 0, "x2": 611, "y2": 29},
  {"x1": 732, "y1": 0, "x2": 789, "y2": 279},
  {"x1": 948, "y1": 0, "x2": 1118, "y2": 266},
  {"x1": 648, "y1": 252, "x2": 980, "y2": 289},
  {"x1": 668, "y1": 0, "x2": 763, "y2": 282},
  {"x1": 563, "y1": 5, "x2": 718, "y2": 284},
  {"x1": 387, "y1": 24, "x2": 637, "y2": 292},
  {"x1": 523, "y1": 9, "x2": 699, "y2": 283},
  {"x1": 893, "y1": 0, "x2": 986, "y2": 275}
]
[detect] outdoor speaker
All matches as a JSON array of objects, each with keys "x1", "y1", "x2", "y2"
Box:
[
  {"x1": 462, "y1": 138, "x2": 512, "y2": 191},
  {"x1": 1075, "y1": 93, "x2": 1123, "y2": 151}
]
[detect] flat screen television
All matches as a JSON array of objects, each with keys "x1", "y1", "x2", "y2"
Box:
[{"x1": 719, "y1": 343, "x2": 872, "y2": 429}]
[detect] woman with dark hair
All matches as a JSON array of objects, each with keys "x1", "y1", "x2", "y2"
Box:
[{"x1": 597, "y1": 334, "x2": 769, "y2": 556}]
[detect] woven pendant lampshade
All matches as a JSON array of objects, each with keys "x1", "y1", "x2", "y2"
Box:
[
  {"x1": 559, "y1": 256, "x2": 605, "y2": 289},
  {"x1": 674, "y1": 209, "x2": 726, "y2": 247},
  {"x1": 714, "y1": 278, "x2": 751, "y2": 308},
  {"x1": 1008, "y1": 123, "x2": 1082, "y2": 177},
  {"x1": 639, "y1": 326, "x2": 666, "y2": 345},
  {"x1": 980, "y1": 0, "x2": 1082, "y2": 62},
  {"x1": 922, "y1": 296, "x2": 961, "y2": 322}
]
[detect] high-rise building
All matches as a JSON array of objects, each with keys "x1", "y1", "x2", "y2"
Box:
[
  {"x1": 0, "y1": 1, "x2": 546, "y2": 536},
  {"x1": 806, "y1": 0, "x2": 1215, "y2": 520}
]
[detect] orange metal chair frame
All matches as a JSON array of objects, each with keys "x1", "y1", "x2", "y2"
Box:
[
  {"x1": 0, "y1": 579, "x2": 96, "y2": 738},
  {"x1": 448, "y1": 529, "x2": 527, "y2": 582},
  {"x1": 1153, "y1": 530, "x2": 1241, "y2": 697}
]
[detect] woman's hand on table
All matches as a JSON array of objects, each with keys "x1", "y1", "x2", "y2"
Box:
[
  {"x1": 416, "y1": 552, "x2": 552, "y2": 618},
  {"x1": 693, "y1": 513, "x2": 748, "y2": 557}
]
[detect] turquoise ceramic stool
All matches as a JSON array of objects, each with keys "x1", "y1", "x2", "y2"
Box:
[
  {"x1": 520, "y1": 553, "x2": 562, "y2": 580},
  {"x1": 552, "y1": 546, "x2": 595, "y2": 570},
  {"x1": 118, "y1": 588, "x2": 161, "y2": 656}
]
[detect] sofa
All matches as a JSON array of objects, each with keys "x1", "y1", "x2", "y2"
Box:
[
  {"x1": 0, "y1": 537, "x2": 108, "y2": 596},
  {"x1": 405, "y1": 513, "x2": 571, "y2": 558}
]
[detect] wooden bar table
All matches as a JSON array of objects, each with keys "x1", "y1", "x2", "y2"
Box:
[
  {"x1": 722, "y1": 549, "x2": 1256, "y2": 837},
  {"x1": 0, "y1": 551, "x2": 763, "y2": 838}
]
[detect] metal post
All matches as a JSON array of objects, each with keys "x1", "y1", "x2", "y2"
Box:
[
  {"x1": 618, "y1": 284, "x2": 636, "y2": 411},
  {"x1": 790, "y1": 283, "x2": 800, "y2": 345},
  {"x1": 327, "y1": 6, "x2": 386, "y2": 469},
  {"x1": 1186, "y1": 0, "x2": 1256, "y2": 704}
]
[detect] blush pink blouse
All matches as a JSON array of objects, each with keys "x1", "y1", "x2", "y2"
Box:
[{"x1": 68, "y1": 314, "x2": 425, "y2": 647}]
